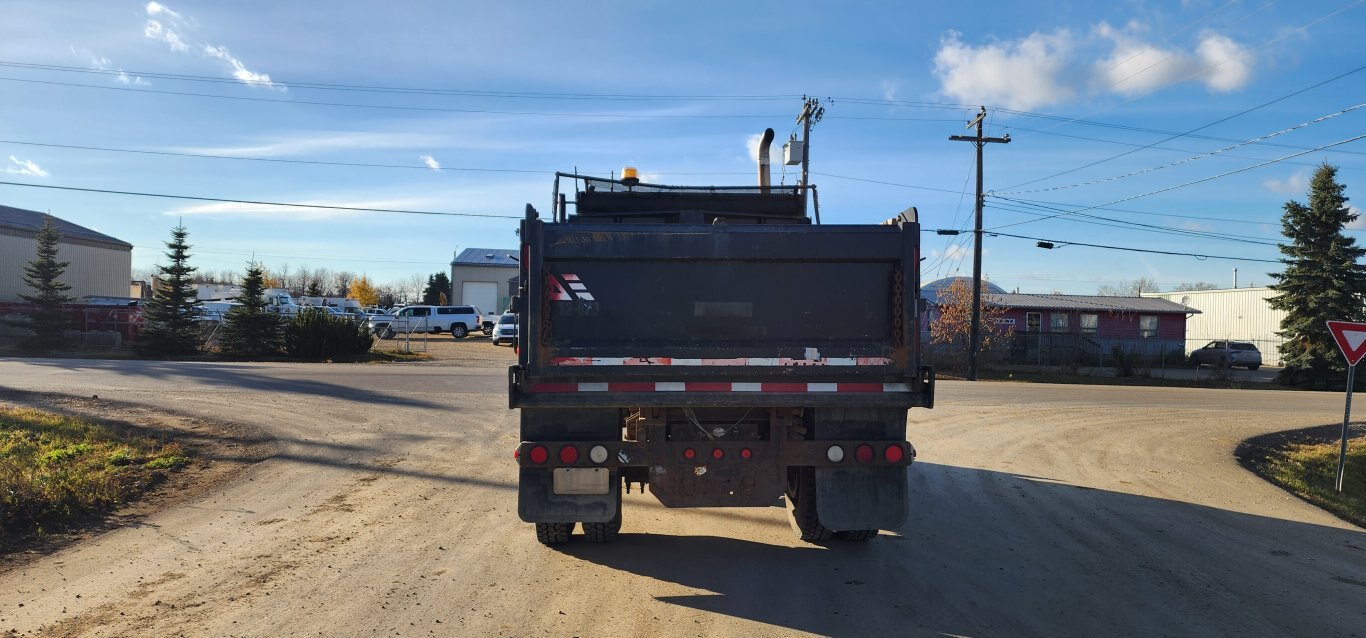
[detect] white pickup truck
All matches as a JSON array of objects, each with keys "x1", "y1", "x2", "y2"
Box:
[{"x1": 368, "y1": 305, "x2": 483, "y2": 338}]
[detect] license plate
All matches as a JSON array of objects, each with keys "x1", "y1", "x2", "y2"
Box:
[{"x1": 552, "y1": 468, "x2": 610, "y2": 495}]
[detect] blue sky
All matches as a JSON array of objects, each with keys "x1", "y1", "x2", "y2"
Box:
[{"x1": 1, "y1": 0, "x2": 1363, "y2": 294}]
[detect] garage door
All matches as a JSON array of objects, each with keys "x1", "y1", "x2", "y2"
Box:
[{"x1": 463, "y1": 281, "x2": 499, "y2": 316}]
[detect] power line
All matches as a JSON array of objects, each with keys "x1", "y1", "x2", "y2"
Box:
[
  {"x1": 923, "y1": 228, "x2": 1282, "y2": 263},
  {"x1": 0, "y1": 180, "x2": 520, "y2": 219},
  {"x1": 985, "y1": 200, "x2": 1280, "y2": 245},
  {"x1": 986, "y1": 133, "x2": 1366, "y2": 231},
  {"x1": 1000, "y1": 61, "x2": 1366, "y2": 191}
]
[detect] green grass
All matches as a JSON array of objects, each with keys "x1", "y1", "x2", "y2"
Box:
[
  {"x1": 0, "y1": 406, "x2": 191, "y2": 541},
  {"x1": 1263, "y1": 437, "x2": 1366, "y2": 528}
]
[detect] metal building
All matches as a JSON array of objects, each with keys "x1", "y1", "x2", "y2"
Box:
[
  {"x1": 0, "y1": 205, "x2": 132, "y2": 301},
  {"x1": 1144, "y1": 287, "x2": 1287, "y2": 366},
  {"x1": 449, "y1": 247, "x2": 518, "y2": 316}
]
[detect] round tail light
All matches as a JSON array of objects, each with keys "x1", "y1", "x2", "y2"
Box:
[
  {"x1": 559, "y1": 445, "x2": 579, "y2": 464},
  {"x1": 740, "y1": 448, "x2": 753, "y2": 459},
  {"x1": 589, "y1": 445, "x2": 608, "y2": 464},
  {"x1": 528, "y1": 445, "x2": 549, "y2": 464},
  {"x1": 854, "y1": 444, "x2": 874, "y2": 463},
  {"x1": 683, "y1": 447, "x2": 696, "y2": 460},
  {"x1": 712, "y1": 447, "x2": 725, "y2": 460},
  {"x1": 884, "y1": 444, "x2": 904, "y2": 463},
  {"x1": 827, "y1": 445, "x2": 845, "y2": 463}
]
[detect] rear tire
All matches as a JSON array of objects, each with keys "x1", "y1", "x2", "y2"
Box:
[
  {"x1": 451, "y1": 324, "x2": 468, "y2": 338},
  {"x1": 379, "y1": 327, "x2": 395, "y2": 340},
  {"x1": 1248, "y1": 364, "x2": 1260, "y2": 371},
  {"x1": 583, "y1": 489, "x2": 622, "y2": 543},
  {"x1": 534, "y1": 522, "x2": 573, "y2": 546},
  {"x1": 786, "y1": 468, "x2": 834, "y2": 543},
  {"x1": 836, "y1": 529, "x2": 878, "y2": 542}
]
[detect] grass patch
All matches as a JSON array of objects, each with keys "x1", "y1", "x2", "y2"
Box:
[
  {"x1": 0, "y1": 406, "x2": 191, "y2": 541},
  {"x1": 1239, "y1": 424, "x2": 1366, "y2": 528}
]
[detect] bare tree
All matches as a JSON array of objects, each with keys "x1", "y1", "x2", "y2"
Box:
[
  {"x1": 1172, "y1": 282, "x2": 1219, "y2": 291},
  {"x1": 1097, "y1": 277, "x2": 1159, "y2": 296}
]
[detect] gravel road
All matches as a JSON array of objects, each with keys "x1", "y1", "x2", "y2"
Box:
[{"x1": 0, "y1": 357, "x2": 1362, "y2": 637}]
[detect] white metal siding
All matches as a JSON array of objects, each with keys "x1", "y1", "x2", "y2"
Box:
[
  {"x1": 451, "y1": 264, "x2": 516, "y2": 315},
  {"x1": 1146, "y1": 287, "x2": 1287, "y2": 366},
  {"x1": 0, "y1": 234, "x2": 132, "y2": 301},
  {"x1": 462, "y1": 281, "x2": 498, "y2": 317}
]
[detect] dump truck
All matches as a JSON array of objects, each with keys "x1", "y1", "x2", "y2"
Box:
[{"x1": 509, "y1": 153, "x2": 934, "y2": 545}]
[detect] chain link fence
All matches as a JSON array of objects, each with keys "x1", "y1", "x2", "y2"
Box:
[{"x1": 924, "y1": 331, "x2": 1284, "y2": 378}]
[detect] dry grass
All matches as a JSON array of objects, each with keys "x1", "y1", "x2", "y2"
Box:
[
  {"x1": 1260, "y1": 435, "x2": 1366, "y2": 528},
  {"x1": 0, "y1": 406, "x2": 190, "y2": 542}
]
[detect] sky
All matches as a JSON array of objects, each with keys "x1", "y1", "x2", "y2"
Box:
[{"x1": 1, "y1": 0, "x2": 1363, "y2": 294}]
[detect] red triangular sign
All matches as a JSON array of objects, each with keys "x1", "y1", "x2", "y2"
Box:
[{"x1": 1327, "y1": 320, "x2": 1366, "y2": 366}]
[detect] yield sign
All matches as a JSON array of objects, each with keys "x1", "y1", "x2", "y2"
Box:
[{"x1": 1327, "y1": 320, "x2": 1366, "y2": 365}]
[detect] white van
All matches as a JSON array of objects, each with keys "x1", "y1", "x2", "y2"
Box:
[{"x1": 369, "y1": 305, "x2": 482, "y2": 338}]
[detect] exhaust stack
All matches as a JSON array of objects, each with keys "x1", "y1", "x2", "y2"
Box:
[{"x1": 757, "y1": 128, "x2": 775, "y2": 193}]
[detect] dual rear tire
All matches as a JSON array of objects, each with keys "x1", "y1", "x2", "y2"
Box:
[
  {"x1": 533, "y1": 490, "x2": 622, "y2": 546},
  {"x1": 786, "y1": 468, "x2": 877, "y2": 543}
]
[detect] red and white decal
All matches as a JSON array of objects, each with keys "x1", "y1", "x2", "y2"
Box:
[
  {"x1": 530, "y1": 381, "x2": 912, "y2": 393},
  {"x1": 549, "y1": 356, "x2": 892, "y2": 367},
  {"x1": 547, "y1": 273, "x2": 593, "y2": 302}
]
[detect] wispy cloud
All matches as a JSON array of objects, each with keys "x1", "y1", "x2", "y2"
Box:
[
  {"x1": 1263, "y1": 169, "x2": 1309, "y2": 194},
  {"x1": 881, "y1": 80, "x2": 897, "y2": 102},
  {"x1": 143, "y1": 2, "x2": 281, "y2": 90},
  {"x1": 5, "y1": 156, "x2": 49, "y2": 177},
  {"x1": 933, "y1": 22, "x2": 1254, "y2": 109},
  {"x1": 420, "y1": 154, "x2": 441, "y2": 170},
  {"x1": 1348, "y1": 205, "x2": 1365, "y2": 230},
  {"x1": 84, "y1": 51, "x2": 148, "y2": 85},
  {"x1": 170, "y1": 131, "x2": 449, "y2": 157},
  {"x1": 168, "y1": 196, "x2": 440, "y2": 221}
]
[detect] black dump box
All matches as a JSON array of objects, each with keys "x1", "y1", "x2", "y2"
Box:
[{"x1": 510, "y1": 177, "x2": 931, "y2": 409}]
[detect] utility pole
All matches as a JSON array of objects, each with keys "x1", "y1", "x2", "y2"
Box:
[
  {"x1": 949, "y1": 106, "x2": 1010, "y2": 381},
  {"x1": 796, "y1": 96, "x2": 824, "y2": 216}
]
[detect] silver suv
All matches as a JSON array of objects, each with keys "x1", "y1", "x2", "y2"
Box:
[
  {"x1": 1190, "y1": 341, "x2": 1262, "y2": 370},
  {"x1": 368, "y1": 305, "x2": 482, "y2": 339}
]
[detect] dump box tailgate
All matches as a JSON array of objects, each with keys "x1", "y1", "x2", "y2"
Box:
[{"x1": 513, "y1": 221, "x2": 927, "y2": 407}]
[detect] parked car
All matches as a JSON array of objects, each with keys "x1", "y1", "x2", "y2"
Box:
[
  {"x1": 368, "y1": 305, "x2": 482, "y2": 339},
  {"x1": 1190, "y1": 340, "x2": 1262, "y2": 370},
  {"x1": 491, "y1": 312, "x2": 518, "y2": 346}
]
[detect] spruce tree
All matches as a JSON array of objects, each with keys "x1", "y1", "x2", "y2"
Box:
[
  {"x1": 137, "y1": 224, "x2": 204, "y2": 356},
  {"x1": 220, "y1": 263, "x2": 282, "y2": 356},
  {"x1": 18, "y1": 216, "x2": 74, "y2": 351},
  {"x1": 1267, "y1": 164, "x2": 1366, "y2": 389},
  {"x1": 422, "y1": 272, "x2": 451, "y2": 305}
]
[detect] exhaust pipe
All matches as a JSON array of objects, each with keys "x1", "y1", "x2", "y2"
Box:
[{"x1": 757, "y1": 128, "x2": 775, "y2": 193}]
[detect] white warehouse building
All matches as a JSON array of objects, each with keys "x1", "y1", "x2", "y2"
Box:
[
  {"x1": 1144, "y1": 287, "x2": 1288, "y2": 366},
  {"x1": 0, "y1": 205, "x2": 132, "y2": 301},
  {"x1": 450, "y1": 247, "x2": 518, "y2": 317}
]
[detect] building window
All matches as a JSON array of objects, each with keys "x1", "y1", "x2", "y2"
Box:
[
  {"x1": 1050, "y1": 313, "x2": 1069, "y2": 333},
  {"x1": 1026, "y1": 312, "x2": 1041, "y2": 333},
  {"x1": 1140, "y1": 315, "x2": 1158, "y2": 339},
  {"x1": 1081, "y1": 314, "x2": 1098, "y2": 336}
]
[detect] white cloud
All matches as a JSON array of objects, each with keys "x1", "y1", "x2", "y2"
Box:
[
  {"x1": 1263, "y1": 169, "x2": 1309, "y2": 194},
  {"x1": 143, "y1": 3, "x2": 281, "y2": 90},
  {"x1": 420, "y1": 154, "x2": 441, "y2": 170},
  {"x1": 86, "y1": 52, "x2": 148, "y2": 86},
  {"x1": 934, "y1": 24, "x2": 1254, "y2": 108},
  {"x1": 746, "y1": 133, "x2": 763, "y2": 163},
  {"x1": 145, "y1": 1, "x2": 181, "y2": 19},
  {"x1": 144, "y1": 19, "x2": 188, "y2": 52},
  {"x1": 1347, "y1": 205, "x2": 1365, "y2": 230},
  {"x1": 5, "y1": 156, "x2": 49, "y2": 177},
  {"x1": 171, "y1": 131, "x2": 447, "y2": 157},
  {"x1": 169, "y1": 197, "x2": 439, "y2": 221},
  {"x1": 881, "y1": 80, "x2": 897, "y2": 102},
  {"x1": 933, "y1": 29, "x2": 1076, "y2": 110}
]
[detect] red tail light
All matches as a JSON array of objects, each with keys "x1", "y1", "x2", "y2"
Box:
[
  {"x1": 528, "y1": 445, "x2": 549, "y2": 464},
  {"x1": 513, "y1": 449, "x2": 520, "y2": 460},
  {"x1": 559, "y1": 445, "x2": 579, "y2": 464},
  {"x1": 740, "y1": 448, "x2": 753, "y2": 459},
  {"x1": 712, "y1": 448, "x2": 724, "y2": 460},
  {"x1": 854, "y1": 444, "x2": 874, "y2": 463},
  {"x1": 884, "y1": 444, "x2": 904, "y2": 463},
  {"x1": 683, "y1": 447, "x2": 696, "y2": 460}
]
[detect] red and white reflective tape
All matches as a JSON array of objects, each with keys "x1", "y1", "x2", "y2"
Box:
[
  {"x1": 549, "y1": 356, "x2": 892, "y2": 367},
  {"x1": 529, "y1": 381, "x2": 912, "y2": 393}
]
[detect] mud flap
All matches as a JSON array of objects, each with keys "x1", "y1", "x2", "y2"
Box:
[
  {"x1": 814, "y1": 467, "x2": 908, "y2": 531},
  {"x1": 518, "y1": 468, "x2": 620, "y2": 523}
]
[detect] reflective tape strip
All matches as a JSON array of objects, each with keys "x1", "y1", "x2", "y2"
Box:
[
  {"x1": 528, "y1": 381, "x2": 914, "y2": 393},
  {"x1": 549, "y1": 356, "x2": 892, "y2": 367}
]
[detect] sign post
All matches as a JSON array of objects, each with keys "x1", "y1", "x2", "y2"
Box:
[{"x1": 1326, "y1": 321, "x2": 1366, "y2": 492}]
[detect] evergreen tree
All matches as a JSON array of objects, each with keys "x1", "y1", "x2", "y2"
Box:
[
  {"x1": 305, "y1": 280, "x2": 324, "y2": 297},
  {"x1": 137, "y1": 225, "x2": 204, "y2": 356},
  {"x1": 1267, "y1": 164, "x2": 1366, "y2": 389},
  {"x1": 422, "y1": 272, "x2": 451, "y2": 305},
  {"x1": 18, "y1": 216, "x2": 73, "y2": 351},
  {"x1": 219, "y1": 263, "x2": 282, "y2": 356}
]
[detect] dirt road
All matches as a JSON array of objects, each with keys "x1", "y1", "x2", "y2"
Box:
[{"x1": 0, "y1": 357, "x2": 1362, "y2": 637}]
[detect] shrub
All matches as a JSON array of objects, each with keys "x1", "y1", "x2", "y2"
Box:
[{"x1": 284, "y1": 308, "x2": 373, "y2": 360}]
